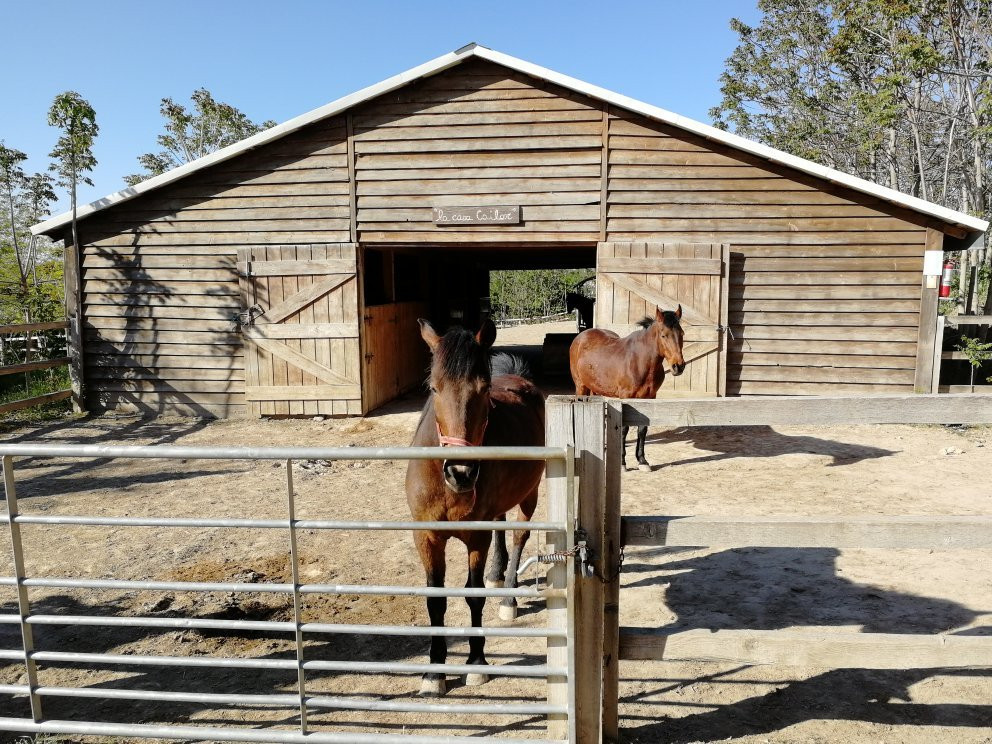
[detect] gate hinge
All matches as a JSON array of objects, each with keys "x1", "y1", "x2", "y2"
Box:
[{"x1": 235, "y1": 305, "x2": 264, "y2": 329}]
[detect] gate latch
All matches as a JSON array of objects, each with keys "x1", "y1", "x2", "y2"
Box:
[{"x1": 515, "y1": 527, "x2": 595, "y2": 578}]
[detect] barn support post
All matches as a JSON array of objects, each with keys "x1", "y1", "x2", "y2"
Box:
[
  {"x1": 915, "y1": 229, "x2": 943, "y2": 392},
  {"x1": 62, "y1": 237, "x2": 85, "y2": 413},
  {"x1": 931, "y1": 315, "x2": 946, "y2": 393}
]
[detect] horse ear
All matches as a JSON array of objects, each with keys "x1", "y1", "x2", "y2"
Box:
[
  {"x1": 674, "y1": 304, "x2": 683, "y2": 320},
  {"x1": 418, "y1": 318, "x2": 441, "y2": 351},
  {"x1": 655, "y1": 306, "x2": 664, "y2": 322},
  {"x1": 475, "y1": 318, "x2": 496, "y2": 350}
]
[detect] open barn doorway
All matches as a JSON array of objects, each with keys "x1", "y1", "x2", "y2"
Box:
[{"x1": 359, "y1": 244, "x2": 596, "y2": 413}]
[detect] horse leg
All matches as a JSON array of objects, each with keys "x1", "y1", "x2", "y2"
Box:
[
  {"x1": 465, "y1": 530, "x2": 494, "y2": 686},
  {"x1": 415, "y1": 532, "x2": 449, "y2": 697},
  {"x1": 622, "y1": 426, "x2": 630, "y2": 471},
  {"x1": 499, "y1": 486, "x2": 538, "y2": 622},
  {"x1": 485, "y1": 514, "x2": 508, "y2": 588},
  {"x1": 636, "y1": 425, "x2": 651, "y2": 471}
]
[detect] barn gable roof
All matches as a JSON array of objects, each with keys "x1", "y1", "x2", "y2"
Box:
[{"x1": 33, "y1": 43, "x2": 989, "y2": 237}]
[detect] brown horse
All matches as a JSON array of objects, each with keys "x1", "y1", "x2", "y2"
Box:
[
  {"x1": 406, "y1": 319, "x2": 545, "y2": 697},
  {"x1": 569, "y1": 305, "x2": 685, "y2": 471}
]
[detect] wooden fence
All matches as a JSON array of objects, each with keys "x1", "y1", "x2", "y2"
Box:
[
  {"x1": 932, "y1": 314, "x2": 992, "y2": 394},
  {"x1": 0, "y1": 321, "x2": 71, "y2": 415},
  {"x1": 547, "y1": 393, "x2": 992, "y2": 744}
]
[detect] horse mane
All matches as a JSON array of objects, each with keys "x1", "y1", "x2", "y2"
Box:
[
  {"x1": 432, "y1": 327, "x2": 491, "y2": 382},
  {"x1": 637, "y1": 311, "x2": 681, "y2": 330},
  {"x1": 491, "y1": 352, "x2": 533, "y2": 381}
]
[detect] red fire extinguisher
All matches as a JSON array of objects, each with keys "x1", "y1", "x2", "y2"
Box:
[{"x1": 940, "y1": 261, "x2": 954, "y2": 297}]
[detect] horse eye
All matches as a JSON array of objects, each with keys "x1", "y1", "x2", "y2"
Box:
[{"x1": 429, "y1": 385, "x2": 438, "y2": 394}]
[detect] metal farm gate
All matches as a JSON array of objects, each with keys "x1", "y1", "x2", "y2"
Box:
[{"x1": 0, "y1": 440, "x2": 578, "y2": 743}]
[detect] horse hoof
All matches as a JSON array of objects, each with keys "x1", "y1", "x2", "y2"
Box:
[
  {"x1": 418, "y1": 678, "x2": 447, "y2": 697},
  {"x1": 484, "y1": 578, "x2": 502, "y2": 589},
  {"x1": 637, "y1": 463, "x2": 652, "y2": 472},
  {"x1": 465, "y1": 672, "x2": 490, "y2": 686},
  {"x1": 498, "y1": 603, "x2": 518, "y2": 622}
]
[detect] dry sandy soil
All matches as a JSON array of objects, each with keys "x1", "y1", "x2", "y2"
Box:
[{"x1": 0, "y1": 321, "x2": 990, "y2": 744}]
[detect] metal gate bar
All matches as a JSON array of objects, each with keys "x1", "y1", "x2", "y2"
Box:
[
  {"x1": 0, "y1": 442, "x2": 575, "y2": 742},
  {"x1": 0, "y1": 717, "x2": 562, "y2": 744},
  {"x1": 0, "y1": 649, "x2": 566, "y2": 677}
]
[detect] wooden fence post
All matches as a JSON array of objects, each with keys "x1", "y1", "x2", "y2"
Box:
[
  {"x1": 601, "y1": 400, "x2": 623, "y2": 743},
  {"x1": 545, "y1": 396, "x2": 574, "y2": 741}
]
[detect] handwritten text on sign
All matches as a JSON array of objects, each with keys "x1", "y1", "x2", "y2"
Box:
[{"x1": 432, "y1": 206, "x2": 520, "y2": 225}]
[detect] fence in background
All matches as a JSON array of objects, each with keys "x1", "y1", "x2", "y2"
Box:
[{"x1": 0, "y1": 321, "x2": 71, "y2": 415}]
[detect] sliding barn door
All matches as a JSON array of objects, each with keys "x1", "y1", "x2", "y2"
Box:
[
  {"x1": 596, "y1": 242, "x2": 730, "y2": 398},
  {"x1": 237, "y1": 244, "x2": 361, "y2": 416}
]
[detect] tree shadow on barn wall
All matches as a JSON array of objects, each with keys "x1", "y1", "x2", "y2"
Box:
[
  {"x1": 619, "y1": 546, "x2": 992, "y2": 741},
  {"x1": 640, "y1": 425, "x2": 896, "y2": 469}
]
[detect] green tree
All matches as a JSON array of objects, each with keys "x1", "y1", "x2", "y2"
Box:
[
  {"x1": 711, "y1": 0, "x2": 991, "y2": 217},
  {"x1": 125, "y1": 88, "x2": 276, "y2": 185},
  {"x1": 0, "y1": 145, "x2": 60, "y2": 325},
  {"x1": 48, "y1": 91, "x2": 98, "y2": 270}
]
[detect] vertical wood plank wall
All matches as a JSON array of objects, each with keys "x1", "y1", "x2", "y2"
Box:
[
  {"x1": 77, "y1": 119, "x2": 351, "y2": 416},
  {"x1": 64, "y1": 58, "x2": 955, "y2": 415}
]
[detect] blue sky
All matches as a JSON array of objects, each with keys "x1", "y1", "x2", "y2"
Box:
[{"x1": 1, "y1": 0, "x2": 761, "y2": 214}]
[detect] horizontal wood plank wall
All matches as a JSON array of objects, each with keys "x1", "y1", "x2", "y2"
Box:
[
  {"x1": 353, "y1": 60, "x2": 602, "y2": 243},
  {"x1": 79, "y1": 119, "x2": 351, "y2": 417},
  {"x1": 605, "y1": 113, "x2": 929, "y2": 396}
]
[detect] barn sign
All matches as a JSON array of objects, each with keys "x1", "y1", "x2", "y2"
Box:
[{"x1": 432, "y1": 205, "x2": 520, "y2": 225}]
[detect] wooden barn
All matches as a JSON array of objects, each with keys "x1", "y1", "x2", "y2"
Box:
[{"x1": 33, "y1": 44, "x2": 989, "y2": 418}]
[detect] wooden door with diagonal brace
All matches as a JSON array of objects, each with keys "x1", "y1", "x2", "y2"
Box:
[
  {"x1": 237, "y1": 244, "x2": 361, "y2": 416},
  {"x1": 595, "y1": 242, "x2": 730, "y2": 398}
]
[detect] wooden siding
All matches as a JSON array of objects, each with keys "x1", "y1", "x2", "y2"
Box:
[
  {"x1": 604, "y1": 112, "x2": 929, "y2": 396},
  {"x1": 68, "y1": 59, "x2": 957, "y2": 415},
  {"x1": 79, "y1": 119, "x2": 350, "y2": 417},
  {"x1": 353, "y1": 60, "x2": 603, "y2": 243}
]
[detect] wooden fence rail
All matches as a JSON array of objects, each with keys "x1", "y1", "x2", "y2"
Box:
[
  {"x1": 556, "y1": 394, "x2": 992, "y2": 743},
  {"x1": 0, "y1": 321, "x2": 71, "y2": 415}
]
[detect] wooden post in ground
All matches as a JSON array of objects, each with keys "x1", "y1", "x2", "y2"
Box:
[
  {"x1": 544, "y1": 396, "x2": 574, "y2": 741},
  {"x1": 601, "y1": 400, "x2": 623, "y2": 743},
  {"x1": 572, "y1": 396, "x2": 607, "y2": 743}
]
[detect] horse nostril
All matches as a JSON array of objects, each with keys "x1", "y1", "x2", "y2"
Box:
[
  {"x1": 442, "y1": 461, "x2": 480, "y2": 491},
  {"x1": 672, "y1": 363, "x2": 685, "y2": 376}
]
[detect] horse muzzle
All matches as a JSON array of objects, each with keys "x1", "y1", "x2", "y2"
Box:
[
  {"x1": 442, "y1": 460, "x2": 480, "y2": 493},
  {"x1": 671, "y1": 363, "x2": 686, "y2": 376}
]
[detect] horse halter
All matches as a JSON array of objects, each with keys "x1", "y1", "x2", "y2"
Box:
[{"x1": 435, "y1": 396, "x2": 496, "y2": 448}]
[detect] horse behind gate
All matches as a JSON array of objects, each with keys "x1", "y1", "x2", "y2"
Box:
[
  {"x1": 406, "y1": 318, "x2": 546, "y2": 696},
  {"x1": 569, "y1": 305, "x2": 685, "y2": 470}
]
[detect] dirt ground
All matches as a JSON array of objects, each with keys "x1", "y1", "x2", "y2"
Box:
[{"x1": 0, "y1": 320, "x2": 990, "y2": 744}]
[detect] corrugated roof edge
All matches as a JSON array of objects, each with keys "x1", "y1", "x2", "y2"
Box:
[{"x1": 33, "y1": 42, "x2": 989, "y2": 237}]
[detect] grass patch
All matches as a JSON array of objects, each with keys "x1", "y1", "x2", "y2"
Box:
[{"x1": 0, "y1": 365, "x2": 73, "y2": 427}]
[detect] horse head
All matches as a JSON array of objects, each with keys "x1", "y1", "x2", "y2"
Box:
[
  {"x1": 418, "y1": 318, "x2": 496, "y2": 494},
  {"x1": 654, "y1": 305, "x2": 685, "y2": 376}
]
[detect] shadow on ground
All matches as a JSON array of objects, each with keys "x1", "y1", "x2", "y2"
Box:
[
  {"x1": 640, "y1": 425, "x2": 896, "y2": 468},
  {"x1": 619, "y1": 545, "x2": 991, "y2": 741}
]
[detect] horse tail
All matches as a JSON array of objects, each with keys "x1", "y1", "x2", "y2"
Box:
[
  {"x1": 490, "y1": 352, "x2": 534, "y2": 381},
  {"x1": 636, "y1": 316, "x2": 654, "y2": 329}
]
